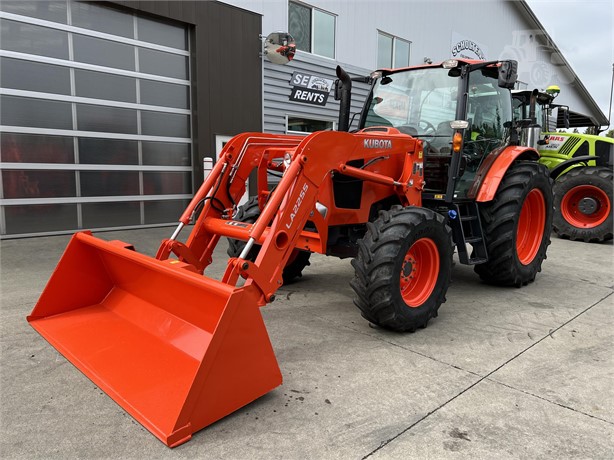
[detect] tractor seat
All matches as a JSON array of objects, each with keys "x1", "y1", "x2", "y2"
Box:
[{"x1": 428, "y1": 121, "x2": 454, "y2": 154}]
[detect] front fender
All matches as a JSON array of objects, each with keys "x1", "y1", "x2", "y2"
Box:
[
  {"x1": 549, "y1": 155, "x2": 609, "y2": 180},
  {"x1": 468, "y1": 146, "x2": 539, "y2": 202}
]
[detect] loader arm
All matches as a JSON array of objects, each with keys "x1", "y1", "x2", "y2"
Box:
[
  {"x1": 162, "y1": 129, "x2": 423, "y2": 304},
  {"x1": 156, "y1": 133, "x2": 304, "y2": 271}
]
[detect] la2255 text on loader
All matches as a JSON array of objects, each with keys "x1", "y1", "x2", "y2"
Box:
[{"x1": 28, "y1": 58, "x2": 553, "y2": 447}]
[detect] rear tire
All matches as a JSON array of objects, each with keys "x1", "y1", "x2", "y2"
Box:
[
  {"x1": 350, "y1": 206, "x2": 453, "y2": 332},
  {"x1": 227, "y1": 197, "x2": 311, "y2": 283},
  {"x1": 475, "y1": 162, "x2": 553, "y2": 287},
  {"x1": 553, "y1": 166, "x2": 613, "y2": 243}
]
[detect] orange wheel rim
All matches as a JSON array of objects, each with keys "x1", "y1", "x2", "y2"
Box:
[
  {"x1": 517, "y1": 188, "x2": 546, "y2": 265},
  {"x1": 399, "y1": 238, "x2": 439, "y2": 307},
  {"x1": 560, "y1": 185, "x2": 610, "y2": 229}
]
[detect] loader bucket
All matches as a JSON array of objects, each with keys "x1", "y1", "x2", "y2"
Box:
[{"x1": 28, "y1": 232, "x2": 282, "y2": 447}]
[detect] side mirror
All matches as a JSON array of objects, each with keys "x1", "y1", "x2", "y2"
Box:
[
  {"x1": 560, "y1": 106, "x2": 570, "y2": 129},
  {"x1": 263, "y1": 32, "x2": 296, "y2": 65},
  {"x1": 498, "y1": 60, "x2": 518, "y2": 89}
]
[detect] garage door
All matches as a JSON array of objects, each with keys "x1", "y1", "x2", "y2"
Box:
[{"x1": 0, "y1": 1, "x2": 192, "y2": 237}]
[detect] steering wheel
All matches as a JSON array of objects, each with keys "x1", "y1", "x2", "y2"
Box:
[
  {"x1": 418, "y1": 120, "x2": 436, "y2": 135},
  {"x1": 396, "y1": 121, "x2": 437, "y2": 137},
  {"x1": 414, "y1": 120, "x2": 438, "y2": 152},
  {"x1": 463, "y1": 134, "x2": 489, "y2": 168}
]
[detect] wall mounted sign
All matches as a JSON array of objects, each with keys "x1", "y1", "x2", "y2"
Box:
[
  {"x1": 289, "y1": 71, "x2": 334, "y2": 106},
  {"x1": 450, "y1": 32, "x2": 488, "y2": 60}
]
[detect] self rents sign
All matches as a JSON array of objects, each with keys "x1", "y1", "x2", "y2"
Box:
[
  {"x1": 289, "y1": 87, "x2": 329, "y2": 106},
  {"x1": 289, "y1": 71, "x2": 333, "y2": 107}
]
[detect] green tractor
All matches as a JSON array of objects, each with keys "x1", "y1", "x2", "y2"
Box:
[{"x1": 512, "y1": 88, "x2": 613, "y2": 242}]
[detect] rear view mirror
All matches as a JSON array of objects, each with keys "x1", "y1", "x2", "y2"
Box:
[
  {"x1": 263, "y1": 32, "x2": 296, "y2": 65},
  {"x1": 498, "y1": 60, "x2": 518, "y2": 89},
  {"x1": 560, "y1": 107, "x2": 570, "y2": 129}
]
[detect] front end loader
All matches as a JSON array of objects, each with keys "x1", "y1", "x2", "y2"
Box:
[{"x1": 29, "y1": 59, "x2": 553, "y2": 446}]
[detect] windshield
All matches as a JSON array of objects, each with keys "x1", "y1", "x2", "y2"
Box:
[
  {"x1": 466, "y1": 70, "x2": 512, "y2": 143},
  {"x1": 512, "y1": 92, "x2": 546, "y2": 128},
  {"x1": 363, "y1": 67, "x2": 459, "y2": 137}
]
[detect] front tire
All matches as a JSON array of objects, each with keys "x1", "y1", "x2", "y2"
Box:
[
  {"x1": 350, "y1": 206, "x2": 453, "y2": 332},
  {"x1": 475, "y1": 162, "x2": 553, "y2": 287},
  {"x1": 553, "y1": 166, "x2": 613, "y2": 243}
]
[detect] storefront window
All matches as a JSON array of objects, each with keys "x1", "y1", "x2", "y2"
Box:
[
  {"x1": 78, "y1": 138, "x2": 138, "y2": 165},
  {"x1": 313, "y1": 9, "x2": 335, "y2": 58},
  {"x1": 71, "y1": 1, "x2": 133, "y2": 38},
  {"x1": 82, "y1": 202, "x2": 141, "y2": 229},
  {"x1": 73, "y1": 34, "x2": 135, "y2": 71},
  {"x1": 377, "y1": 31, "x2": 411, "y2": 69},
  {"x1": 1, "y1": 95, "x2": 72, "y2": 129},
  {"x1": 5, "y1": 204, "x2": 77, "y2": 235},
  {"x1": 289, "y1": 1, "x2": 335, "y2": 59},
  {"x1": 0, "y1": 1, "x2": 67, "y2": 24},
  {"x1": 137, "y1": 15, "x2": 187, "y2": 50},
  {"x1": 1, "y1": 57, "x2": 71, "y2": 95},
  {"x1": 1, "y1": 133, "x2": 74, "y2": 164},
  {"x1": 0, "y1": 19, "x2": 68, "y2": 59},
  {"x1": 74, "y1": 70, "x2": 136, "y2": 103},
  {"x1": 287, "y1": 117, "x2": 334, "y2": 134}
]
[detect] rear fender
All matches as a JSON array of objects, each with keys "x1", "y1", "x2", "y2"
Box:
[{"x1": 468, "y1": 146, "x2": 539, "y2": 202}]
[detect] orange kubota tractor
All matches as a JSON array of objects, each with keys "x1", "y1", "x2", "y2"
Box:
[{"x1": 28, "y1": 59, "x2": 553, "y2": 447}]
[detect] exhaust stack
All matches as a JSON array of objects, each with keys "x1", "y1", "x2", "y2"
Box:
[{"x1": 335, "y1": 65, "x2": 352, "y2": 132}]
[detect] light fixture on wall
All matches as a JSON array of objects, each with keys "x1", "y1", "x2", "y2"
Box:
[{"x1": 423, "y1": 57, "x2": 432, "y2": 64}]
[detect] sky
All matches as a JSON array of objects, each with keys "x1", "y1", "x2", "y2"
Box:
[{"x1": 526, "y1": 0, "x2": 614, "y2": 131}]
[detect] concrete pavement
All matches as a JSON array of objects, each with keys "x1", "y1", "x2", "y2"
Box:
[{"x1": 1, "y1": 227, "x2": 613, "y2": 458}]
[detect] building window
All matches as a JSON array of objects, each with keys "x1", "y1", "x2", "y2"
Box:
[
  {"x1": 0, "y1": 1, "x2": 192, "y2": 236},
  {"x1": 377, "y1": 31, "x2": 411, "y2": 69},
  {"x1": 287, "y1": 116, "x2": 334, "y2": 134},
  {"x1": 288, "y1": 1, "x2": 335, "y2": 58}
]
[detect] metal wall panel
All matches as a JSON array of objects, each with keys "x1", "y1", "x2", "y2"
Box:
[{"x1": 263, "y1": 53, "x2": 371, "y2": 134}]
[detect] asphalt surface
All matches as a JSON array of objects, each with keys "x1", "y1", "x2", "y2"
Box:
[{"x1": 1, "y1": 226, "x2": 613, "y2": 459}]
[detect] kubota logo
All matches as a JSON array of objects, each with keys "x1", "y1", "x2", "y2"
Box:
[
  {"x1": 286, "y1": 183, "x2": 309, "y2": 229},
  {"x1": 364, "y1": 139, "x2": 392, "y2": 149}
]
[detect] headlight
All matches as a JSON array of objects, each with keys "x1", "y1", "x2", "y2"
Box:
[
  {"x1": 283, "y1": 152, "x2": 292, "y2": 170},
  {"x1": 450, "y1": 120, "x2": 469, "y2": 129}
]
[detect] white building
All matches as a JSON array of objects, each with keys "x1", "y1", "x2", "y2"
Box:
[{"x1": 1, "y1": 0, "x2": 606, "y2": 237}]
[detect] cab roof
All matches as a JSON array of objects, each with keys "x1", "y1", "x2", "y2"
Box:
[{"x1": 377, "y1": 59, "x2": 496, "y2": 75}]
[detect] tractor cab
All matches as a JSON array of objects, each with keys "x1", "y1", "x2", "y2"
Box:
[
  {"x1": 358, "y1": 59, "x2": 515, "y2": 199},
  {"x1": 512, "y1": 87, "x2": 557, "y2": 130},
  {"x1": 511, "y1": 86, "x2": 567, "y2": 149}
]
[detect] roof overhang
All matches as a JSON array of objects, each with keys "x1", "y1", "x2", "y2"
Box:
[
  {"x1": 513, "y1": 0, "x2": 609, "y2": 128},
  {"x1": 557, "y1": 109, "x2": 600, "y2": 129}
]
